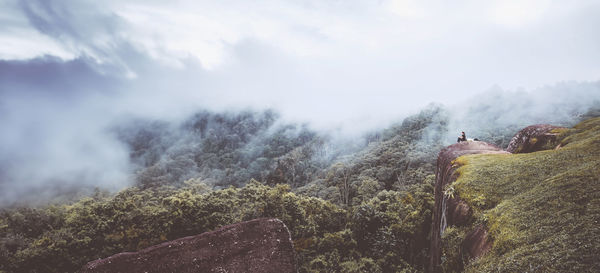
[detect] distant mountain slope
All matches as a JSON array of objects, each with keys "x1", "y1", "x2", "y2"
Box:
[
  {"x1": 118, "y1": 105, "x2": 450, "y2": 206},
  {"x1": 437, "y1": 117, "x2": 600, "y2": 272},
  {"x1": 294, "y1": 105, "x2": 448, "y2": 206},
  {"x1": 117, "y1": 110, "x2": 337, "y2": 189}
]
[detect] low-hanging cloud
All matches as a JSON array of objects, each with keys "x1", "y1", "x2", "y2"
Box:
[
  {"x1": 441, "y1": 82, "x2": 600, "y2": 147},
  {"x1": 1, "y1": 0, "x2": 600, "y2": 205},
  {"x1": 0, "y1": 57, "x2": 131, "y2": 205}
]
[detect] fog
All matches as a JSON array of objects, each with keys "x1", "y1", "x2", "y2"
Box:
[
  {"x1": 1, "y1": 0, "x2": 600, "y2": 205},
  {"x1": 440, "y1": 82, "x2": 600, "y2": 145}
]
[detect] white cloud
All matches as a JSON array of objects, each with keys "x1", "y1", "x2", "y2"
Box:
[
  {"x1": 1, "y1": 0, "x2": 599, "y2": 119},
  {"x1": 0, "y1": 1, "x2": 73, "y2": 59},
  {"x1": 386, "y1": 0, "x2": 428, "y2": 19},
  {"x1": 488, "y1": 0, "x2": 550, "y2": 28},
  {"x1": 0, "y1": 28, "x2": 75, "y2": 60}
]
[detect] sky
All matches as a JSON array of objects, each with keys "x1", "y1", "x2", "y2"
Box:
[{"x1": 1, "y1": 0, "x2": 600, "y2": 204}]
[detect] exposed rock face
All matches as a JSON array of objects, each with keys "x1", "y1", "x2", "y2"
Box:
[
  {"x1": 429, "y1": 141, "x2": 509, "y2": 273},
  {"x1": 506, "y1": 124, "x2": 565, "y2": 153},
  {"x1": 80, "y1": 218, "x2": 297, "y2": 273},
  {"x1": 446, "y1": 198, "x2": 472, "y2": 227},
  {"x1": 462, "y1": 225, "x2": 492, "y2": 260}
]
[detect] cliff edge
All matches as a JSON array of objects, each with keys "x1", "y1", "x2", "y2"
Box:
[
  {"x1": 430, "y1": 118, "x2": 600, "y2": 272},
  {"x1": 429, "y1": 141, "x2": 508, "y2": 272}
]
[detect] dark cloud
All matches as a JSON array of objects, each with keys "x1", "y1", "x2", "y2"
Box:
[
  {"x1": 0, "y1": 56, "x2": 117, "y2": 98},
  {"x1": 17, "y1": 0, "x2": 136, "y2": 75},
  {"x1": 19, "y1": 0, "x2": 83, "y2": 40}
]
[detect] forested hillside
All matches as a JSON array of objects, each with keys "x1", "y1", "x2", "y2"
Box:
[
  {"x1": 1, "y1": 104, "x2": 598, "y2": 273},
  {"x1": 0, "y1": 106, "x2": 448, "y2": 273},
  {"x1": 117, "y1": 109, "x2": 326, "y2": 189},
  {"x1": 117, "y1": 105, "x2": 449, "y2": 204}
]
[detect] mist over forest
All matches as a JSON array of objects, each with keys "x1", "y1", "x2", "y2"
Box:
[
  {"x1": 1, "y1": 85, "x2": 599, "y2": 272},
  {"x1": 1, "y1": 80, "x2": 598, "y2": 206},
  {"x1": 2, "y1": 0, "x2": 600, "y2": 207}
]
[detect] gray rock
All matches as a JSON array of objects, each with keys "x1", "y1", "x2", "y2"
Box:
[{"x1": 80, "y1": 218, "x2": 297, "y2": 273}]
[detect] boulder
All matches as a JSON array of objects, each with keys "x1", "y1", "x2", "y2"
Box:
[
  {"x1": 80, "y1": 218, "x2": 297, "y2": 273},
  {"x1": 506, "y1": 124, "x2": 565, "y2": 153}
]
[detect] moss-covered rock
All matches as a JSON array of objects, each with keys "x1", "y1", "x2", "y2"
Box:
[{"x1": 506, "y1": 124, "x2": 567, "y2": 153}]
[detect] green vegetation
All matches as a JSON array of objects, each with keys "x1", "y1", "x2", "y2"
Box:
[
  {"x1": 447, "y1": 117, "x2": 600, "y2": 272},
  {"x1": 0, "y1": 106, "x2": 450, "y2": 272},
  {"x1": 440, "y1": 226, "x2": 468, "y2": 273},
  {"x1": 119, "y1": 110, "x2": 330, "y2": 189},
  {"x1": 0, "y1": 107, "x2": 451, "y2": 272},
  {"x1": 0, "y1": 180, "x2": 433, "y2": 273},
  {"x1": 296, "y1": 105, "x2": 447, "y2": 207},
  {"x1": 119, "y1": 106, "x2": 447, "y2": 208}
]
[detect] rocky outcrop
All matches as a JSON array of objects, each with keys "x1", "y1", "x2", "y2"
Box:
[
  {"x1": 80, "y1": 218, "x2": 297, "y2": 273},
  {"x1": 429, "y1": 141, "x2": 509, "y2": 273},
  {"x1": 506, "y1": 124, "x2": 565, "y2": 153}
]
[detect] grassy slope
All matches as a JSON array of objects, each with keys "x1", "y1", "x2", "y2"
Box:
[{"x1": 452, "y1": 117, "x2": 600, "y2": 272}]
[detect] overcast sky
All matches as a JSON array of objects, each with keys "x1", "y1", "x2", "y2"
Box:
[
  {"x1": 2, "y1": 0, "x2": 599, "y2": 120},
  {"x1": 1, "y1": 0, "x2": 600, "y2": 203}
]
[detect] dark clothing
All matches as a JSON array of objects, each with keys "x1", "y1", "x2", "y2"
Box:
[{"x1": 457, "y1": 133, "x2": 467, "y2": 143}]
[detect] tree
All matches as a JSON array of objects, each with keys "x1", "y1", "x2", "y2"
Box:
[{"x1": 327, "y1": 163, "x2": 354, "y2": 206}]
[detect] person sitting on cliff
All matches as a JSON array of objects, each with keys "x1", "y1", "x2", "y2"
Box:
[{"x1": 457, "y1": 131, "x2": 467, "y2": 143}]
